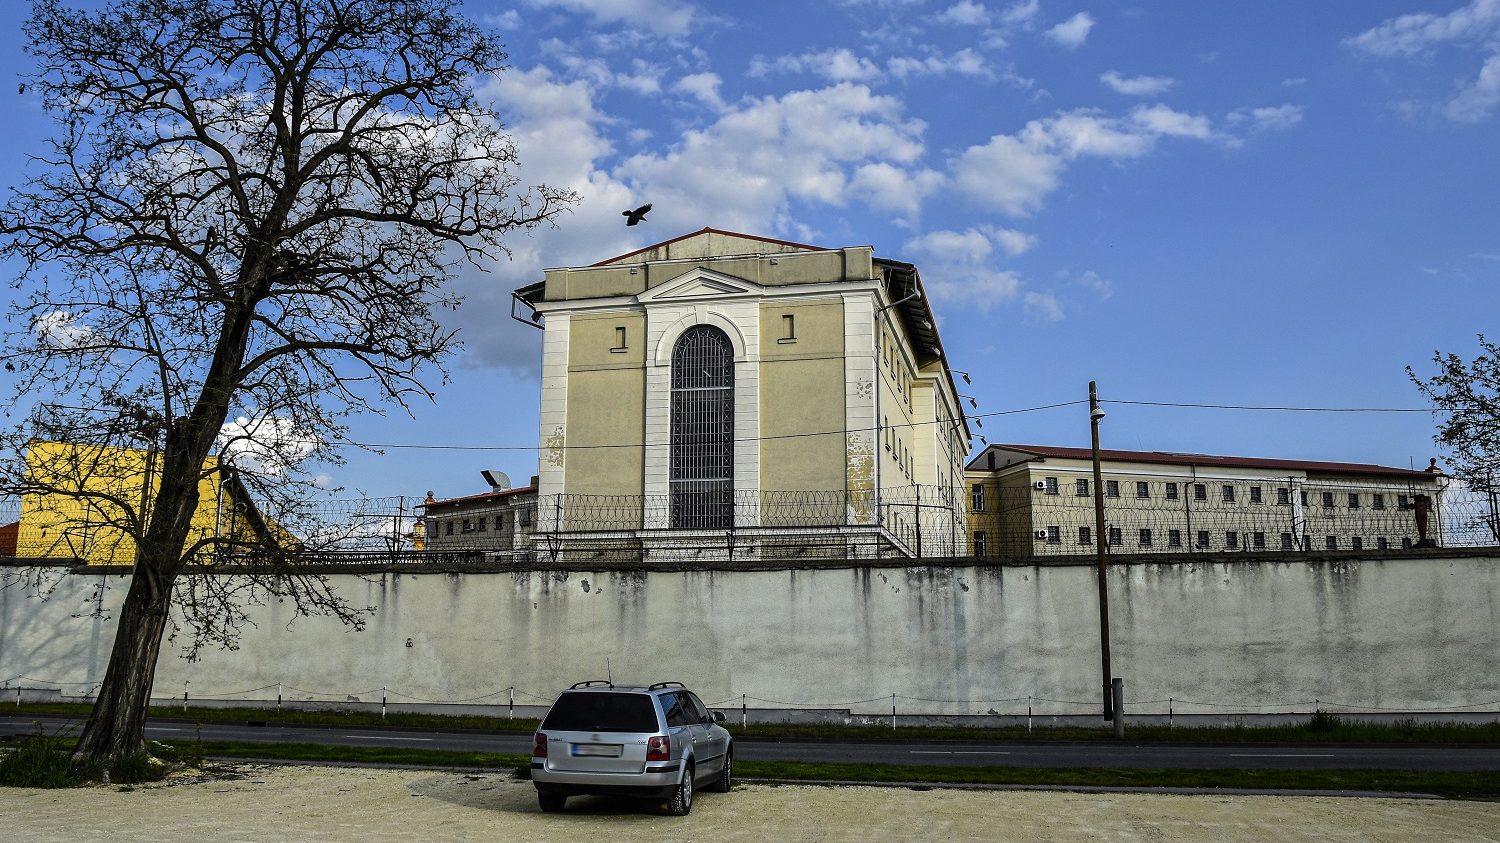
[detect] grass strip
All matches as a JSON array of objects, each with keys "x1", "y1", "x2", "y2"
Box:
[
  {"x1": 7, "y1": 702, "x2": 1499, "y2": 745},
  {"x1": 8, "y1": 737, "x2": 1496, "y2": 799},
  {"x1": 733, "y1": 760, "x2": 1500, "y2": 800}
]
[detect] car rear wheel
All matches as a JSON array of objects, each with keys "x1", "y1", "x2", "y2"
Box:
[
  {"x1": 538, "y1": 792, "x2": 567, "y2": 813},
  {"x1": 709, "y1": 749, "x2": 732, "y2": 792},
  {"x1": 665, "y1": 762, "x2": 694, "y2": 816}
]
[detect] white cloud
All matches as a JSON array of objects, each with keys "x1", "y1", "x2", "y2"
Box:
[
  {"x1": 1348, "y1": 0, "x2": 1500, "y2": 122},
  {"x1": 1282, "y1": 77, "x2": 1308, "y2": 87},
  {"x1": 1023, "y1": 290, "x2": 1065, "y2": 321},
  {"x1": 1100, "y1": 70, "x2": 1176, "y2": 96},
  {"x1": 32, "y1": 311, "x2": 93, "y2": 348},
  {"x1": 615, "y1": 83, "x2": 932, "y2": 233},
  {"x1": 673, "y1": 72, "x2": 726, "y2": 110},
  {"x1": 936, "y1": 0, "x2": 989, "y2": 26},
  {"x1": 950, "y1": 105, "x2": 1217, "y2": 215},
  {"x1": 1066, "y1": 269, "x2": 1114, "y2": 299},
  {"x1": 889, "y1": 49, "x2": 991, "y2": 79},
  {"x1": 483, "y1": 10, "x2": 522, "y2": 29},
  {"x1": 1046, "y1": 11, "x2": 1096, "y2": 48},
  {"x1": 902, "y1": 227, "x2": 1041, "y2": 312},
  {"x1": 526, "y1": 0, "x2": 702, "y2": 36},
  {"x1": 218, "y1": 415, "x2": 318, "y2": 478},
  {"x1": 1446, "y1": 52, "x2": 1500, "y2": 121},
  {"x1": 1227, "y1": 104, "x2": 1305, "y2": 132},
  {"x1": 992, "y1": 227, "x2": 1037, "y2": 256},
  {"x1": 849, "y1": 162, "x2": 945, "y2": 220},
  {"x1": 1000, "y1": 0, "x2": 1039, "y2": 26},
  {"x1": 749, "y1": 49, "x2": 884, "y2": 83},
  {"x1": 1346, "y1": 0, "x2": 1500, "y2": 57}
]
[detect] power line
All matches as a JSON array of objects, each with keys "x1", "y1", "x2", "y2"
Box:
[{"x1": 1104, "y1": 400, "x2": 1453, "y2": 413}]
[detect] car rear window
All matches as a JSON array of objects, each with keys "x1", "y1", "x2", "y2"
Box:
[{"x1": 542, "y1": 692, "x2": 660, "y2": 732}]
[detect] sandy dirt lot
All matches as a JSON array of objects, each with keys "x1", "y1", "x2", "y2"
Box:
[{"x1": 2, "y1": 764, "x2": 1497, "y2": 842}]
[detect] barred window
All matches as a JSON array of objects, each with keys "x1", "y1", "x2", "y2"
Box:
[
  {"x1": 1044, "y1": 476, "x2": 1059, "y2": 495},
  {"x1": 1168, "y1": 529, "x2": 1182, "y2": 548},
  {"x1": 971, "y1": 483, "x2": 985, "y2": 512},
  {"x1": 1222, "y1": 485, "x2": 1235, "y2": 503},
  {"x1": 1348, "y1": 492, "x2": 1360, "y2": 509},
  {"x1": 1250, "y1": 486, "x2": 1263, "y2": 504},
  {"x1": 1373, "y1": 493, "x2": 1386, "y2": 510},
  {"x1": 1139, "y1": 528, "x2": 1152, "y2": 547},
  {"x1": 1075, "y1": 478, "x2": 1090, "y2": 497},
  {"x1": 1136, "y1": 481, "x2": 1149, "y2": 499},
  {"x1": 1226, "y1": 530, "x2": 1238, "y2": 549},
  {"x1": 1165, "y1": 482, "x2": 1179, "y2": 500},
  {"x1": 1281, "y1": 532, "x2": 1294, "y2": 550},
  {"x1": 1195, "y1": 530, "x2": 1209, "y2": 548},
  {"x1": 1108, "y1": 526, "x2": 1122, "y2": 546},
  {"x1": 670, "y1": 326, "x2": 734, "y2": 529},
  {"x1": 1078, "y1": 526, "x2": 1091, "y2": 545},
  {"x1": 973, "y1": 531, "x2": 987, "y2": 558},
  {"x1": 1252, "y1": 531, "x2": 1266, "y2": 549},
  {"x1": 1105, "y1": 480, "x2": 1120, "y2": 498},
  {"x1": 1193, "y1": 484, "x2": 1207, "y2": 501},
  {"x1": 1326, "y1": 535, "x2": 1338, "y2": 550},
  {"x1": 1277, "y1": 487, "x2": 1290, "y2": 505}
]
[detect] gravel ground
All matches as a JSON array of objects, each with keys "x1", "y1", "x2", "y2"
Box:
[{"x1": 2, "y1": 764, "x2": 1497, "y2": 842}]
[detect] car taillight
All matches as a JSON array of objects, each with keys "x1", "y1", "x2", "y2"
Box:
[
  {"x1": 646, "y1": 735, "x2": 670, "y2": 761},
  {"x1": 533, "y1": 732, "x2": 548, "y2": 758}
]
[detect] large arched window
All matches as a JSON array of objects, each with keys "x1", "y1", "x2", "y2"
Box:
[{"x1": 670, "y1": 325, "x2": 734, "y2": 528}]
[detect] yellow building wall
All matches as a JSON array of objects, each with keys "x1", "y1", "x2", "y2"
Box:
[
  {"x1": 563, "y1": 312, "x2": 646, "y2": 528},
  {"x1": 759, "y1": 299, "x2": 846, "y2": 525},
  {"x1": 16, "y1": 441, "x2": 239, "y2": 565}
]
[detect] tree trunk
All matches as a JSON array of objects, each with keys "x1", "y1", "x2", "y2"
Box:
[{"x1": 72, "y1": 564, "x2": 174, "y2": 763}]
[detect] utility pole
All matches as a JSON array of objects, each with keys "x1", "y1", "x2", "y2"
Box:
[{"x1": 1089, "y1": 381, "x2": 1114, "y2": 724}]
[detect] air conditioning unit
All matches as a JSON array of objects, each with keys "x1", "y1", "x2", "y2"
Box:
[
  {"x1": 1034, "y1": 529, "x2": 1049, "y2": 540},
  {"x1": 1033, "y1": 480, "x2": 1048, "y2": 490}
]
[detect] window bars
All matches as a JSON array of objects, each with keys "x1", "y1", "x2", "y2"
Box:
[{"x1": 670, "y1": 326, "x2": 735, "y2": 529}]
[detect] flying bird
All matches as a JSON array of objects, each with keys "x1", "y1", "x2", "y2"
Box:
[
  {"x1": 622, "y1": 203, "x2": 652, "y2": 226},
  {"x1": 17, "y1": 83, "x2": 25, "y2": 95}
]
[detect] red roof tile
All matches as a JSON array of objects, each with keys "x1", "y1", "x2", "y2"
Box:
[{"x1": 421, "y1": 485, "x2": 538, "y2": 510}]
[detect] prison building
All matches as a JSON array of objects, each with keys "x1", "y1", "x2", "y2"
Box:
[{"x1": 419, "y1": 475, "x2": 539, "y2": 558}]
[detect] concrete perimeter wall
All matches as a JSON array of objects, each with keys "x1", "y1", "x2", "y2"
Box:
[{"x1": 2, "y1": 553, "x2": 1497, "y2": 721}]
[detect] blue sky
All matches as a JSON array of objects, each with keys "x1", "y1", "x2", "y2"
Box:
[{"x1": 1, "y1": 0, "x2": 1497, "y2": 501}]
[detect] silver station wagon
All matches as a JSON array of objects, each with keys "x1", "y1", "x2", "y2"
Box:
[{"x1": 531, "y1": 681, "x2": 733, "y2": 816}]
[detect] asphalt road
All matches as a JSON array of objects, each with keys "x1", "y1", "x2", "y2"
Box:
[{"x1": 4, "y1": 714, "x2": 1498, "y2": 771}]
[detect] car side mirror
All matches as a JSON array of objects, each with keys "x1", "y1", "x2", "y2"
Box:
[{"x1": 712, "y1": 710, "x2": 726, "y2": 723}]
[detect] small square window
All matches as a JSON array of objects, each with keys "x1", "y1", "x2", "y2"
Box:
[
  {"x1": 1321, "y1": 491, "x2": 1335, "y2": 508},
  {"x1": 462, "y1": 518, "x2": 474, "y2": 533},
  {"x1": 1106, "y1": 480, "x2": 1120, "y2": 498},
  {"x1": 1401, "y1": 536, "x2": 1412, "y2": 548},
  {"x1": 1136, "y1": 481, "x2": 1149, "y2": 499},
  {"x1": 1281, "y1": 532, "x2": 1294, "y2": 550},
  {"x1": 1301, "y1": 491, "x2": 1309, "y2": 506},
  {"x1": 1302, "y1": 536, "x2": 1313, "y2": 551},
  {"x1": 1325, "y1": 535, "x2": 1338, "y2": 550},
  {"x1": 1076, "y1": 478, "x2": 1090, "y2": 497},
  {"x1": 476, "y1": 516, "x2": 487, "y2": 533},
  {"x1": 1108, "y1": 526, "x2": 1121, "y2": 546},
  {"x1": 1222, "y1": 485, "x2": 1235, "y2": 503},
  {"x1": 1398, "y1": 494, "x2": 1410, "y2": 510},
  {"x1": 1250, "y1": 486, "x2": 1263, "y2": 504},
  {"x1": 1377, "y1": 537, "x2": 1388, "y2": 550},
  {"x1": 1277, "y1": 487, "x2": 1290, "y2": 506},
  {"x1": 611, "y1": 326, "x2": 628, "y2": 352},
  {"x1": 1226, "y1": 530, "x2": 1239, "y2": 549},
  {"x1": 445, "y1": 521, "x2": 454, "y2": 536},
  {"x1": 1253, "y1": 531, "x2": 1266, "y2": 549},
  {"x1": 973, "y1": 531, "x2": 987, "y2": 557},
  {"x1": 1347, "y1": 493, "x2": 1360, "y2": 509},
  {"x1": 1139, "y1": 528, "x2": 1153, "y2": 547},
  {"x1": 1195, "y1": 530, "x2": 1210, "y2": 548},
  {"x1": 971, "y1": 484, "x2": 985, "y2": 512},
  {"x1": 1373, "y1": 494, "x2": 1386, "y2": 510},
  {"x1": 1165, "y1": 482, "x2": 1179, "y2": 500},
  {"x1": 1078, "y1": 526, "x2": 1092, "y2": 545},
  {"x1": 1168, "y1": 529, "x2": 1182, "y2": 548},
  {"x1": 1193, "y1": 484, "x2": 1207, "y2": 501},
  {"x1": 1046, "y1": 525, "x2": 1061, "y2": 544},
  {"x1": 1351, "y1": 536, "x2": 1363, "y2": 551},
  {"x1": 778, "y1": 314, "x2": 797, "y2": 344},
  {"x1": 1044, "y1": 477, "x2": 1059, "y2": 495}
]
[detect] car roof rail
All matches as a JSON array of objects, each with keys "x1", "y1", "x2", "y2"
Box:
[
  {"x1": 569, "y1": 679, "x2": 614, "y2": 689},
  {"x1": 647, "y1": 681, "x2": 686, "y2": 691}
]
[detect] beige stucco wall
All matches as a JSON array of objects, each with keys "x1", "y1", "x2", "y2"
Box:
[
  {"x1": 542, "y1": 245, "x2": 876, "y2": 302},
  {"x1": 759, "y1": 298, "x2": 846, "y2": 525},
  {"x1": 5, "y1": 554, "x2": 1496, "y2": 717},
  {"x1": 563, "y1": 312, "x2": 646, "y2": 521}
]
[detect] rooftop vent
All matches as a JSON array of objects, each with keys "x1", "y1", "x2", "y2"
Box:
[{"x1": 480, "y1": 470, "x2": 511, "y2": 492}]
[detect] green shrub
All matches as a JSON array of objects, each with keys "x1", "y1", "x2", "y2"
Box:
[
  {"x1": 1306, "y1": 708, "x2": 1344, "y2": 732},
  {"x1": 0, "y1": 725, "x2": 89, "y2": 788}
]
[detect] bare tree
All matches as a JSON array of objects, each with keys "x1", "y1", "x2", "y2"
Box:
[
  {"x1": 1410, "y1": 334, "x2": 1500, "y2": 541},
  {"x1": 0, "y1": 0, "x2": 574, "y2": 765}
]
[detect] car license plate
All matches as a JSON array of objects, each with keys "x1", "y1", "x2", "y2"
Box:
[{"x1": 571, "y1": 743, "x2": 622, "y2": 757}]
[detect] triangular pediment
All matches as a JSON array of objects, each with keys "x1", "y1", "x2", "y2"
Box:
[{"x1": 638, "y1": 268, "x2": 763, "y2": 303}]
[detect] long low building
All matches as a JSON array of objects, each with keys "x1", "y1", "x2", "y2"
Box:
[{"x1": 965, "y1": 444, "x2": 1448, "y2": 558}]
